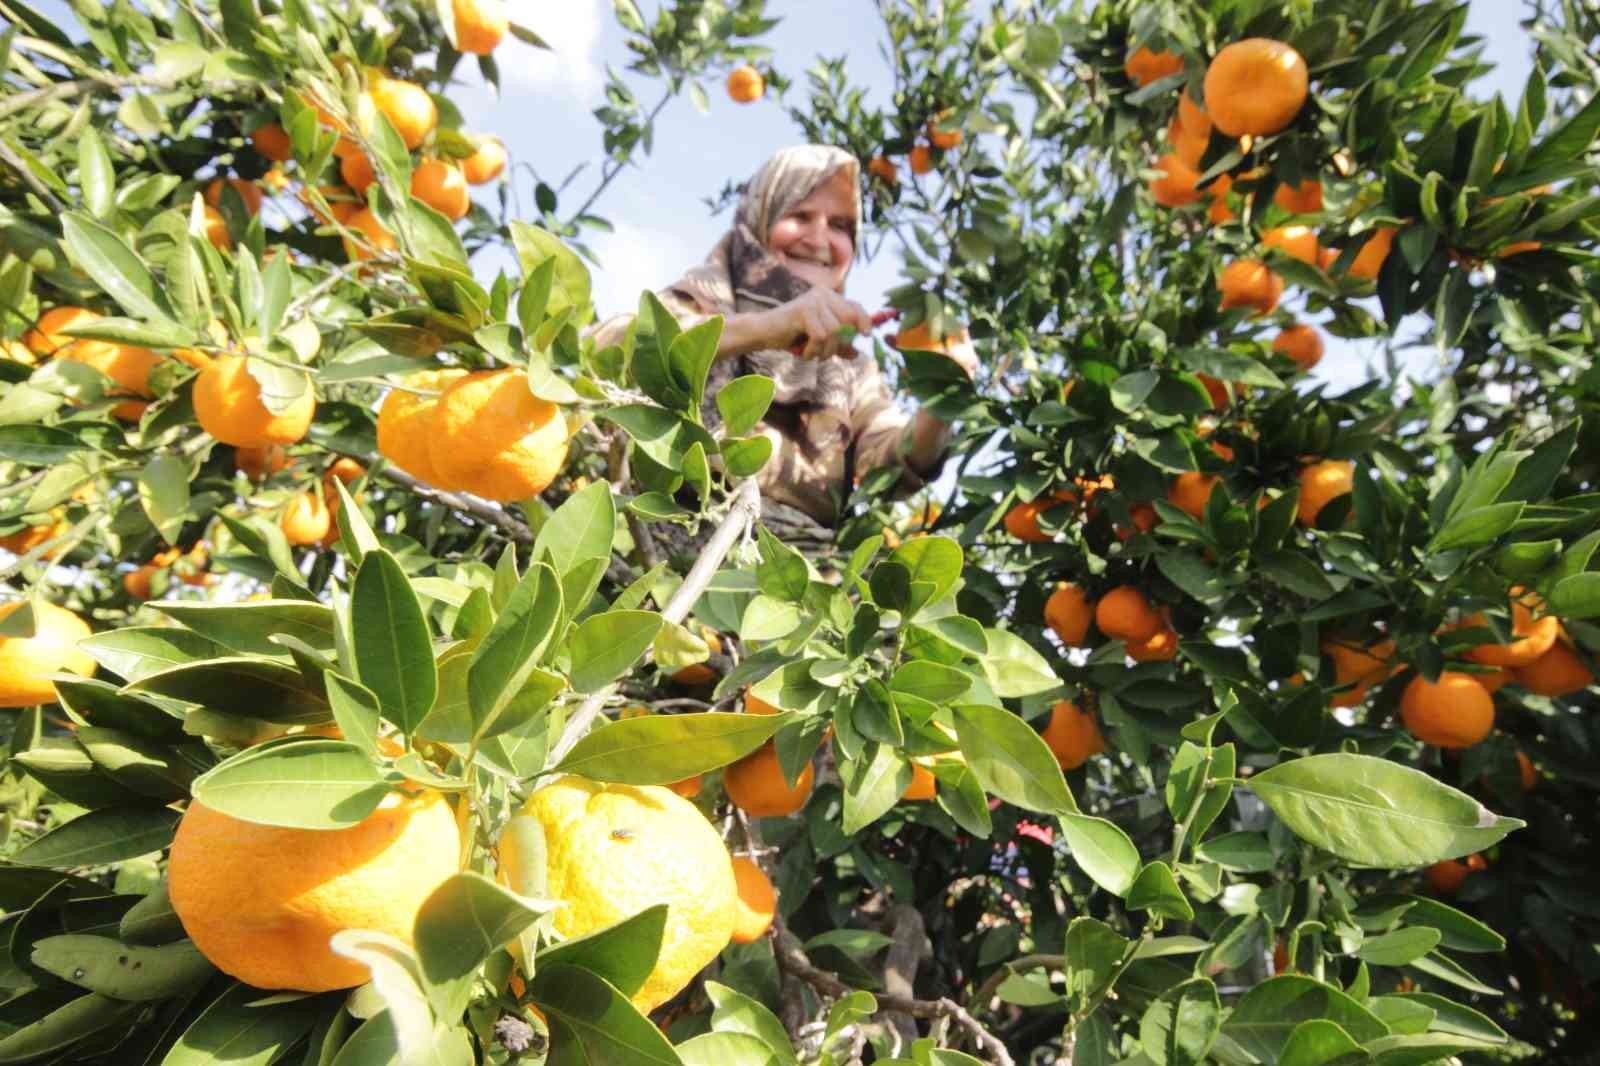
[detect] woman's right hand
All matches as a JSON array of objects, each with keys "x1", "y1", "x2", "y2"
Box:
[{"x1": 774, "y1": 288, "x2": 874, "y2": 359}]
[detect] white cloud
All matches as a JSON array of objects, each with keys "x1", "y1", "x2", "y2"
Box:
[
  {"x1": 586, "y1": 219, "x2": 704, "y2": 319},
  {"x1": 502, "y1": 0, "x2": 607, "y2": 102}
]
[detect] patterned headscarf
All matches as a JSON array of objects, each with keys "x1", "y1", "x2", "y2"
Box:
[{"x1": 667, "y1": 145, "x2": 864, "y2": 418}]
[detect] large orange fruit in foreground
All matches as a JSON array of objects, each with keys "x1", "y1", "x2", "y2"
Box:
[
  {"x1": 23, "y1": 306, "x2": 99, "y2": 357},
  {"x1": 501, "y1": 777, "x2": 735, "y2": 1012},
  {"x1": 1044, "y1": 582, "x2": 1094, "y2": 646},
  {"x1": 1400, "y1": 672, "x2": 1494, "y2": 749},
  {"x1": 1041, "y1": 700, "x2": 1106, "y2": 770},
  {"x1": 411, "y1": 159, "x2": 471, "y2": 221},
  {"x1": 343, "y1": 207, "x2": 398, "y2": 261},
  {"x1": 1167, "y1": 472, "x2": 1219, "y2": 519},
  {"x1": 1296, "y1": 459, "x2": 1354, "y2": 527},
  {"x1": 281, "y1": 489, "x2": 332, "y2": 546},
  {"x1": 1095, "y1": 586, "x2": 1162, "y2": 643},
  {"x1": 1150, "y1": 153, "x2": 1203, "y2": 207},
  {"x1": 729, "y1": 856, "x2": 776, "y2": 943},
  {"x1": 1203, "y1": 39, "x2": 1308, "y2": 137},
  {"x1": 1127, "y1": 623, "x2": 1179, "y2": 662},
  {"x1": 1345, "y1": 226, "x2": 1396, "y2": 280},
  {"x1": 1004, "y1": 493, "x2": 1071, "y2": 542},
  {"x1": 1263, "y1": 224, "x2": 1322, "y2": 265},
  {"x1": 193, "y1": 355, "x2": 315, "y2": 447},
  {"x1": 377, "y1": 369, "x2": 467, "y2": 488},
  {"x1": 0, "y1": 601, "x2": 96, "y2": 707},
  {"x1": 1274, "y1": 179, "x2": 1323, "y2": 214},
  {"x1": 726, "y1": 64, "x2": 765, "y2": 103},
  {"x1": 1513, "y1": 641, "x2": 1594, "y2": 697},
  {"x1": 368, "y1": 75, "x2": 436, "y2": 150},
  {"x1": 724, "y1": 741, "x2": 814, "y2": 817},
  {"x1": 169, "y1": 789, "x2": 459, "y2": 991},
  {"x1": 452, "y1": 0, "x2": 507, "y2": 54},
  {"x1": 338, "y1": 150, "x2": 377, "y2": 195},
  {"x1": 1465, "y1": 590, "x2": 1560, "y2": 668},
  {"x1": 1124, "y1": 46, "x2": 1183, "y2": 87},
  {"x1": 428, "y1": 370, "x2": 569, "y2": 502},
  {"x1": 1218, "y1": 259, "x2": 1284, "y2": 316},
  {"x1": 462, "y1": 137, "x2": 507, "y2": 185}
]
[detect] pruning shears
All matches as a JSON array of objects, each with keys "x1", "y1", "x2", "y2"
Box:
[{"x1": 788, "y1": 308, "x2": 901, "y2": 356}]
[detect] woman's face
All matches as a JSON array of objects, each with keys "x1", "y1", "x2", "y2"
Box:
[{"x1": 767, "y1": 169, "x2": 855, "y2": 292}]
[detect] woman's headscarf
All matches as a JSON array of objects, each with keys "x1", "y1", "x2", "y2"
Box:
[{"x1": 665, "y1": 145, "x2": 865, "y2": 427}]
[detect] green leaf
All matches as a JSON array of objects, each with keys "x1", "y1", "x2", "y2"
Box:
[
  {"x1": 1128, "y1": 862, "x2": 1195, "y2": 921},
  {"x1": 1278, "y1": 1020, "x2": 1365, "y2": 1066},
  {"x1": 1391, "y1": 992, "x2": 1506, "y2": 1043},
  {"x1": 533, "y1": 963, "x2": 683, "y2": 1065},
  {"x1": 741, "y1": 595, "x2": 801, "y2": 641},
  {"x1": 1221, "y1": 976, "x2": 1389, "y2": 1062},
  {"x1": 161, "y1": 983, "x2": 324, "y2": 1066},
  {"x1": 352, "y1": 549, "x2": 437, "y2": 733},
  {"x1": 533, "y1": 480, "x2": 616, "y2": 577},
  {"x1": 469, "y1": 562, "x2": 563, "y2": 734},
  {"x1": 128, "y1": 657, "x2": 328, "y2": 723},
  {"x1": 509, "y1": 223, "x2": 592, "y2": 321},
  {"x1": 538, "y1": 906, "x2": 665, "y2": 998},
  {"x1": 1550, "y1": 572, "x2": 1600, "y2": 619},
  {"x1": 952, "y1": 703, "x2": 1075, "y2": 814},
  {"x1": 325, "y1": 673, "x2": 383, "y2": 758},
  {"x1": 889, "y1": 661, "x2": 971, "y2": 705},
  {"x1": 721, "y1": 435, "x2": 773, "y2": 478},
  {"x1": 717, "y1": 375, "x2": 775, "y2": 437},
  {"x1": 1064, "y1": 917, "x2": 1130, "y2": 1015},
  {"x1": 0, "y1": 425, "x2": 85, "y2": 464},
  {"x1": 890, "y1": 536, "x2": 963, "y2": 613},
  {"x1": 1520, "y1": 86, "x2": 1600, "y2": 174},
  {"x1": 1357, "y1": 927, "x2": 1441, "y2": 966},
  {"x1": 567, "y1": 610, "x2": 662, "y2": 693},
  {"x1": 841, "y1": 743, "x2": 912, "y2": 833},
  {"x1": 603, "y1": 404, "x2": 716, "y2": 469},
  {"x1": 415, "y1": 871, "x2": 553, "y2": 995},
  {"x1": 153, "y1": 600, "x2": 335, "y2": 660},
  {"x1": 1194, "y1": 831, "x2": 1275, "y2": 873},
  {"x1": 1358, "y1": 894, "x2": 1505, "y2": 953},
  {"x1": 1059, "y1": 813, "x2": 1141, "y2": 897},
  {"x1": 756, "y1": 526, "x2": 810, "y2": 603},
  {"x1": 553, "y1": 711, "x2": 786, "y2": 784},
  {"x1": 669, "y1": 318, "x2": 721, "y2": 408},
  {"x1": 1140, "y1": 978, "x2": 1220, "y2": 1066},
  {"x1": 1429, "y1": 502, "x2": 1524, "y2": 551},
  {"x1": 979, "y1": 628, "x2": 1060, "y2": 697},
  {"x1": 61, "y1": 213, "x2": 176, "y2": 324},
  {"x1": 137, "y1": 455, "x2": 191, "y2": 545},
  {"x1": 1248, "y1": 753, "x2": 1524, "y2": 868},
  {"x1": 705, "y1": 981, "x2": 797, "y2": 1066},
  {"x1": 189, "y1": 739, "x2": 389, "y2": 828},
  {"x1": 13, "y1": 807, "x2": 180, "y2": 868},
  {"x1": 77, "y1": 130, "x2": 115, "y2": 217}
]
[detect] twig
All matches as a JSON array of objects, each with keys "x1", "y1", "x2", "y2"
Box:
[
  {"x1": 773, "y1": 930, "x2": 1016, "y2": 1066},
  {"x1": 543, "y1": 477, "x2": 762, "y2": 767},
  {"x1": 375, "y1": 464, "x2": 535, "y2": 544}
]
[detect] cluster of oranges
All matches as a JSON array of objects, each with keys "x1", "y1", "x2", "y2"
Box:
[
  {"x1": 9, "y1": 305, "x2": 191, "y2": 423},
  {"x1": 1130, "y1": 38, "x2": 1386, "y2": 376},
  {"x1": 376, "y1": 368, "x2": 570, "y2": 503},
  {"x1": 123, "y1": 542, "x2": 214, "y2": 600},
  {"x1": 866, "y1": 109, "x2": 963, "y2": 186}
]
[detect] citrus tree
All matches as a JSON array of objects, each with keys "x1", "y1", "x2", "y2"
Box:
[{"x1": 0, "y1": 0, "x2": 1597, "y2": 1063}]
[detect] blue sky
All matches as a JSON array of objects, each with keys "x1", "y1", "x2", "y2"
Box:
[{"x1": 471, "y1": 1, "x2": 1538, "y2": 389}]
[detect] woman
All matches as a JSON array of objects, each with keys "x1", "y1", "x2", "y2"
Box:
[{"x1": 589, "y1": 144, "x2": 976, "y2": 526}]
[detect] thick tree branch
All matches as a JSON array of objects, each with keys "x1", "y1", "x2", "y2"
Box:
[
  {"x1": 543, "y1": 477, "x2": 762, "y2": 767},
  {"x1": 881, "y1": 903, "x2": 931, "y2": 1047}
]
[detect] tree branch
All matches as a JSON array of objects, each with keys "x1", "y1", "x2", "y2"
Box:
[{"x1": 543, "y1": 477, "x2": 762, "y2": 768}]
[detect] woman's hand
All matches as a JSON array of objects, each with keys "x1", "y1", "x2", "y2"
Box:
[{"x1": 777, "y1": 288, "x2": 875, "y2": 359}]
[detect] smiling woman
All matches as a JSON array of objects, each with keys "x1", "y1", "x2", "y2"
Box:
[{"x1": 588, "y1": 145, "x2": 976, "y2": 525}]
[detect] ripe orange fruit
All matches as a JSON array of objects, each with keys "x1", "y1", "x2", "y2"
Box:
[
  {"x1": 0, "y1": 600, "x2": 96, "y2": 707},
  {"x1": 1127, "y1": 623, "x2": 1179, "y2": 662},
  {"x1": 867, "y1": 156, "x2": 898, "y2": 184},
  {"x1": 300, "y1": 185, "x2": 363, "y2": 226},
  {"x1": 670, "y1": 627, "x2": 722, "y2": 686},
  {"x1": 1273, "y1": 324, "x2": 1324, "y2": 371},
  {"x1": 1116, "y1": 502, "x2": 1159, "y2": 541},
  {"x1": 169, "y1": 789, "x2": 459, "y2": 991},
  {"x1": 58, "y1": 339, "x2": 160, "y2": 417},
  {"x1": 1168, "y1": 472, "x2": 1219, "y2": 520},
  {"x1": 377, "y1": 368, "x2": 467, "y2": 488},
  {"x1": 205, "y1": 177, "x2": 264, "y2": 216},
  {"x1": 667, "y1": 775, "x2": 702, "y2": 798},
  {"x1": 237, "y1": 444, "x2": 291, "y2": 480},
  {"x1": 251, "y1": 123, "x2": 293, "y2": 162},
  {"x1": 1422, "y1": 853, "x2": 1486, "y2": 897},
  {"x1": 411, "y1": 159, "x2": 470, "y2": 221},
  {"x1": 343, "y1": 207, "x2": 398, "y2": 261},
  {"x1": 909, "y1": 144, "x2": 933, "y2": 174},
  {"x1": 281, "y1": 489, "x2": 332, "y2": 546},
  {"x1": 726, "y1": 64, "x2": 765, "y2": 104},
  {"x1": 729, "y1": 856, "x2": 776, "y2": 943},
  {"x1": 325, "y1": 458, "x2": 366, "y2": 487},
  {"x1": 1274, "y1": 179, "x2": 1323, "y2": 214},
  {"x1": 1004, "y1": 493, "x2": 1072, "y2": 542},
  {"x1": 1203, "y1": 39, "x2": 1308, "y2": 137},
  {"x1": 194, "y1": 355, "x2": 315, "y2": 447},
  {"x1": 1296, "y1": 459, "x2": 1354, "y2": 527},
  {"x1": 1263, "y1": 224, "x2": 1322, "y2": 264},
  {"x1": 927, "y1": 110, "x2": 962, "y2": 149},
  {"x1": 724, "y1": 741, "x2": 813, "y2": 818},
  {"x1": 1218, "y1": 259, "x2": 1284, "y2": 316},
  {"x1": 502, "y1": 777, "x2": 735, "y2": 1012},
  {"x1": 369, "y1": 75, "x2": 436, "y2": 150},
  {"x1": 452, "y1": 0, "x2": 507, "y2": 54},
  {"x1": 1095, "y1": 586, "x2": 1162, "y2": 643},
  {"x1": 25, "y1": 306, "x2": 99, "y2": 356},
  {"x1": 1167, "y1": 94, "x2": 1212, "y2": 165},
  {"x1": 1206, "y1": 174, "x2": 1238, "y2": 224},
  {"x1": 1512, "y1": 641, "x2": 1593, "y2": 697},
  {"x1": 744, "y1": 692, "x2": 780, "y2": 715},
  {"x1": 338, "y1": 150, "x2": 377, "y2": 195},
  {"x1": 1041, "y1": 700, "x2": 1105, "y2": 770},
  {"x1": 1150, "y1": 153, "x2": 1203, "y2": 207},
  {"x1": 427, "y1": 369, "x2": 569, "y2": 503},
  {"x1": 461, "y1": 137, "x2": 507, "y2": 185},
  {"x1": 1345, "y1": 226, "x2": 1396, "y2": 280},
  {"x1": 123, "y1": 565, "x2": 155, "y2": 601},
  {"x1": 202, "y1": 206, "x2": 232, "y2": 250},
  {"x1": 1517, "y1": 750, "x2": 1537, "y2": 791},
  {"x1": 1465, "y1": 589, "x2": 1560, "y2": 667},
  {"x1": 1322, "y1": 637, "x2": 1395, "y2": 708},
  {"x1": 1124, "y1": 46, "x2": 1183, "y2": 87},
  {"x1": 1, "y1": 512, "x2": 68, "y2": 559},
  {"x1": 1044, "y1": 582, "x2": 1094, "y2": 646},
  {"x1": 1400, "y1": 671, "x2": 1495, "y2": 749},
  {"x1": 902, "y1": 762, "x2": 937, "y2": 801}
]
